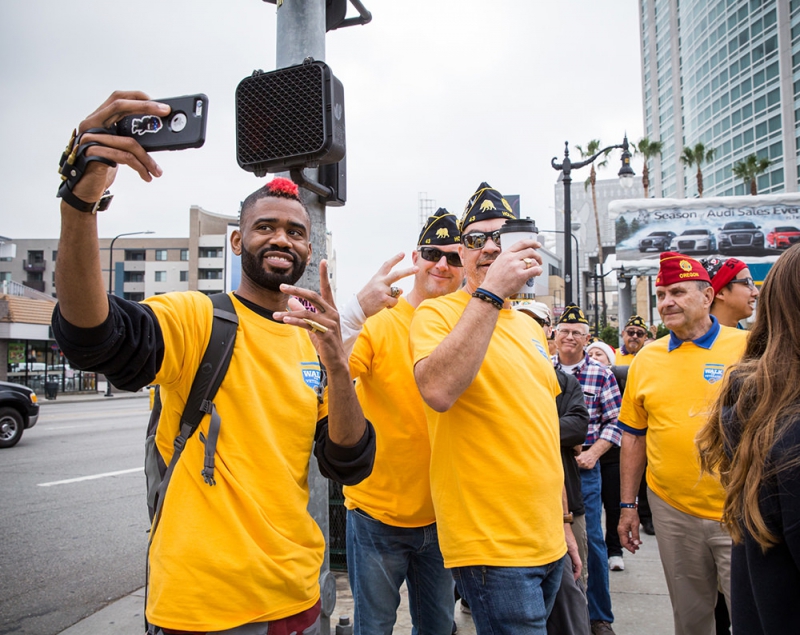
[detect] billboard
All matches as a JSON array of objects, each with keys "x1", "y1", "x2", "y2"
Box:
[{"x1": 610, "y1": 193, "x2": 800, "y2": 261}]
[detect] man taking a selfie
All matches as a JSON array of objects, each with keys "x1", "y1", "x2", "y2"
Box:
[{"x1": 51, "y1": 91, "x2": 375, "y2": 635}]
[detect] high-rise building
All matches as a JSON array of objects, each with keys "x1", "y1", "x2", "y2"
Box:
[{"x1": 639, "y1": 0, "x2": 799, "y2": 198}]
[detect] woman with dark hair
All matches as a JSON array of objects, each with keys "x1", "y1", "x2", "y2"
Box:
[{"x1": 698, "y1": 243, "x2": 800, "y2": 634}]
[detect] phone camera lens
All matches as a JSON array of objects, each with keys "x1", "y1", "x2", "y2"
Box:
[{"x1": 170, "y1": 112, "x2": 187, "y2": 132}]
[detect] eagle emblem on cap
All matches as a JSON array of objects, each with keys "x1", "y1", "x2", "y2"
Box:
[
  {"x1": 436, "y1": 228, "x2": 450, "y2": 238},
  {"x1": 480, "y1": 200, "x2": 496, "y2": 212},
  {"x1": 679, "y1": 260, "x2": 693, "y2": 272}
]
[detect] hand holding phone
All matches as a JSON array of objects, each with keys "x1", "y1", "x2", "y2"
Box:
[{"x1": 114, "y1": 94, "x2": 208, "y2": 151}]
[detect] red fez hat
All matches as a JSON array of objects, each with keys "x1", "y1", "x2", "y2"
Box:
[{"x1": 655, "y1": 252, "x2": 711, "y2": 287}]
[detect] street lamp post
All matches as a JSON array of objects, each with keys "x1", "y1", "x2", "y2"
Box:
[
  {"x1": 538, "y1": 229, "x2": 581, "y2": 307},
  {"x1": 551, "y1": 135, "x2": 635, "y2": 305},
  {"x1": 105, "y1": 230, "x2": 154, "y2": 396}
]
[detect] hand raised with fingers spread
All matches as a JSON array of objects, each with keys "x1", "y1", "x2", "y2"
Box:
[
  {"x1": 356, "y1": 252, "x2": 418, "y2": 318},
  {"x1": 275, "y1": 260, "x2": 348, "y2": 371}
]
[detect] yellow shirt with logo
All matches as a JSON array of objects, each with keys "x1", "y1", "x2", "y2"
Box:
[
  {"x1": 145, "y1": 292, "x2": 327, "y2": 631},
  {"x1": 345, "y1": 297, "x2": 435, "y2": 527},
  {"x1": 410, "y1": 290, "x2": 565, "y2": 568},
  {"x1": 619, "y1": 326, "x2": 746, "y2": 520}
]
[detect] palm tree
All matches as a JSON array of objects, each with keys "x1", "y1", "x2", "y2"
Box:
[
  {"x1": 575, "y1": 139, "x2": 610, "y2": 329},
  {"x1": 732, "y1": 154, "x2": 773, "y2": 195},
  {"x1": 635, "y1": 137, "x2": 664, "y2": 198},
  {"x1": 680, "y1": 142, "x2": 716, "y2": 197}
]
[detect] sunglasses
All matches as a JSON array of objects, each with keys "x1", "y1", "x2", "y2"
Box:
[
  {"x1": 462, "y1": 230, "x2": 502, "y2": 250},
  {"x1": 625, "y1": 329, "x2": 647, "y2": 338},
  {"x1": 729, "y1": 277, "x2": 756, "y2": 290},
  {"x1": 418, "y1": 246, "x2": 463, "y2": 267}
]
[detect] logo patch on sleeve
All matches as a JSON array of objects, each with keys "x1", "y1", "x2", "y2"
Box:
[
  {"x1": 301, "y1": 361, "x2": 322, "y2": 390},
  {"x1": 703, "y1": 363, "x2": 725, "y2": 384},
  {"x1": 533, "y1": 340, "x2": 549, "y2": 360}
]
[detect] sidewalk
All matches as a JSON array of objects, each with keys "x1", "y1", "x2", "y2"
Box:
[
  {"x1": 57, "y1": 531, "x2": 672, "y2": 635},
  {"x1": 37, "y1": 387, "x2": 150, "y2": 406}
]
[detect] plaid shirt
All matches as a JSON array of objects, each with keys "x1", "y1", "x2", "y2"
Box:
[{"x1": 552, "y1": 354, "x2": 622, "y2": 446}]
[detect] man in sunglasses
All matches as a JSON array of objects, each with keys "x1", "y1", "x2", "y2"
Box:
[
  {"x1": 615, "y1": 315, "x2": 649, "y2": 365},
  {"x1": 618, "y1": 252, "x2": 747, "y2": 635},
  {"x1": 702, "y1": 257, "x2": 760, "y2": 328},
  {"x1": 410, "y1": 183, "x2": 579, "y2": 635},
  {"x1": 339, "y1": 208, "x2": 465, "y2": 635}
]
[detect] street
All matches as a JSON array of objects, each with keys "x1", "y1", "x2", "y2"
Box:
[{"x1": 0, "y1": 398, "x2": 151, "y2": 635}]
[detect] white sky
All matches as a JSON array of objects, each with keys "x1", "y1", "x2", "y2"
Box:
[{"x1": 0, "y1": 1, "x2": 644, "y2": 302}]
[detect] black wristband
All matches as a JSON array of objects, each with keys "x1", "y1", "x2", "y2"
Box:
[
  {"x1": 472, "y1": 289, "x2": 503, "y2": 310},
  {"x1": 57, "y1": 181, "x2": 113, "y2": 214}
]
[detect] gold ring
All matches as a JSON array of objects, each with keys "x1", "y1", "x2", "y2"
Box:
[
  {"x1": 303, "y1": 318, "x2": 329, "y2": 334},
  {"x1": 389, "y1": 286, "x2": 401, "y2": 298},
  {"x1": 523, "y1": 258, "x2": 533, "y2": 269}
]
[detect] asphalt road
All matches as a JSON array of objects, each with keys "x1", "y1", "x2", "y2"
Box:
[{"x1": 0, "y1": 399, "x2": 151, "y2": 635}]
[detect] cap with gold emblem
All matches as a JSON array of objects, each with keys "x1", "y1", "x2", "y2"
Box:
[
  {"x1": 656, "y1": 251, "x2": 711, "y2": 286},
  {"x1": 459, "y1": 182, "x2": 517, "y2": 233},
  {"x1": 418, "y1": 207, "x2": 460, "y2": 246},
  {"x1": 557, "y1": 304, "x2": 590, "y2": 326},
  {"x1": 625, "y1": 315, "x2": 647, "y2": 330}
]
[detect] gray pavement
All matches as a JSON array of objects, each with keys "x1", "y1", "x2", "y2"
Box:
[{"x1": 57, "y1": 530, "x2": 672, "y2": 635}]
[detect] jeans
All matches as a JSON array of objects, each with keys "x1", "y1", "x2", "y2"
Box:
[
  {"x1": 452, "y1": 558, "x2": 564, "y2": 635},
  {"x1": 346, "y1": 508, "x2": 454, "y2": 635},
  {"x1": 580, "y1": 462, "x2": 614, "y2": 623}
]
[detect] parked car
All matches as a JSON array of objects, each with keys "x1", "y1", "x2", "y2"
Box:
[
  {"x1": 670, "y1": 228, "x2": 717, "y2": 253},
  {"x1": 766, "y1": 225, "x2": 800, "y2": 249},
  {"x1": 0, "y1": 381, "x2": 40, "y2": 448},
  {"x1": 718, "y1": 220, "x2": 765, "y2": 253},
  {"x1": 638, "y1": 230, "x2": 677, "y2": 252}
]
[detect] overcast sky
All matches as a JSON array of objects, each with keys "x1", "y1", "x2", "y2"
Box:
[{"x1": 0, "y1": 1, "x2": 644, "y2": 301}]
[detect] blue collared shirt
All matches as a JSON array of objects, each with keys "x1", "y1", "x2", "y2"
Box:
[{"x1": 667, "y1": 315, "x2": 721, "y2": 352}]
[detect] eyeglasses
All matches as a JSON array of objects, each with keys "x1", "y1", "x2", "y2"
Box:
[
  {"x1": 462, "y1": 230, "x2": 502, "y2": 250},
  {"x1": 729, "y1": 277, "x2": 756, "y2": 290},
  {"x1": 418, "y1": 246, "x2": 462, "y2": 267},
  {"x1": 556, "y1": 328, "x2": 588, "y2": 339},
  {"x1": 624, "y1": 329, "x2": 647, "y2": 338}
]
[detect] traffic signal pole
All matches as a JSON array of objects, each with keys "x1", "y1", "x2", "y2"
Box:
[{"x1": 275, "y1": 3, "x2": 335, "y2": 632}]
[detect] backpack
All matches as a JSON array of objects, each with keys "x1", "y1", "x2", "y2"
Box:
[{"x1": 144, "y1": 293, "x2": 239, "y2": 527}]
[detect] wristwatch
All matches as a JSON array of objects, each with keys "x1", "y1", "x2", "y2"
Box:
[{"x1": 563, "y1": 512, "x2": 574, "y2": 524}]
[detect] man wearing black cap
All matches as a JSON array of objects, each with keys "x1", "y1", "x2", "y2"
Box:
[
  {"x1": 410, "y1": 183, "x2": 579, "y2": 635},
  {"x1": 615, "y1": 315, "x2": 648, "y2": 365},
  {"x1": 552, "y1": 305, "x2": 622, "y2": 635},
  {"x1": 340, "y1": 209, "x2": 465, "y2": 635}
]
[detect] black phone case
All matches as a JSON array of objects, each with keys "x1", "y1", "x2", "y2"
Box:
[{"x1": 115, "y1": 94, "x2": 208, "y2": 151}]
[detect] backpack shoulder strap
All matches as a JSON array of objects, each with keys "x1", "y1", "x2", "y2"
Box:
[{"x1": 151, "y1": 293, "x2": 238, "y2": 529}]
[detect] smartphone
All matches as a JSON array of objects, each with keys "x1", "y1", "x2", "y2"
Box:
[{"x1": 115, "y1": 94, "x2": 208, "y2": 151}]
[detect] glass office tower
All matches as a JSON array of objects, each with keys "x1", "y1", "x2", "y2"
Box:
[{"x1": 639, "y1": 0, "x2": 800, "y2": 198}]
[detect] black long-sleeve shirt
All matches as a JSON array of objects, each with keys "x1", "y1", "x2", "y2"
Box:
[
  {"x1": 52, "y1": 293, "x2": 375, "y2": 485},
  {"x1": 556, "y1": 369, "x2": 590, "y2": 516}
]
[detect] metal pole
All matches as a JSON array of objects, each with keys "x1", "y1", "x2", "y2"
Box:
[
  {"x1": 562, "y1": 163, "x2": 573, "y2": 304},
  {"x1": 275, "y1": 4, "x2": 334, "y2": 631}
]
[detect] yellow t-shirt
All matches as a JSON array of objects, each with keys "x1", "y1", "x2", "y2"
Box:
[
  {"x1": 615, "y1": 350, "x2": 636, "y2": 366},
  {"x1": 619, "y1": 325, "x2": 747, "y2": 521},
  {"x1": 345, "y1": 298, "x2": 435, "y2": 526},
  {"x1": 145, "y1": 292, "x2": 327, "y2": 631},
  {"x1": 410, "y1": 290, "x2": 565, "y2": 568}
]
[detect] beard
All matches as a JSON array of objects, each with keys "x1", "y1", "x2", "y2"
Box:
[{"x1": 240, "y1": 245, "x2": 307, "y2": 292}]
